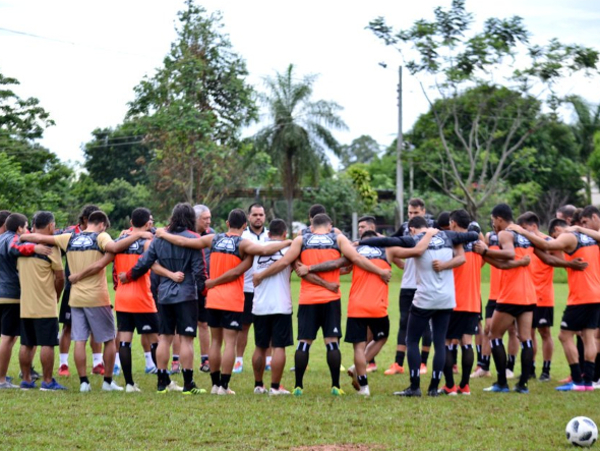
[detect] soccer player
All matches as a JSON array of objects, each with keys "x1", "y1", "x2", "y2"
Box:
[
  {"x1": 17, "y1": 211, "x2": 67, "y2": 390},
  {"x1": 21, "y1": 210, "x2": 147, "y2": 392},
  {"x1": 236, "y1": 203, "x2": 269, "y2": 374},
  {"x1": 0, "y1": 213, "x2": 52, "y2": 389},
  {"x1": 253, "y1": 213, "x2": 393, "y2": 396},
  {"x1": 507, "y1": 218, "x2": 599, "y2": 391},
  {"x1": 556, "y1": 205, "x2": 577, "y2": 224}
]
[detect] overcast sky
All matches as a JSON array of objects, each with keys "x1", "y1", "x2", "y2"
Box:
[{"x1": 1, "y1": 0, "x2": 599, "y2": 166}]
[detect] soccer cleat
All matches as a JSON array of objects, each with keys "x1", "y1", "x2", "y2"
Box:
[
  {"x1": 384, "y1": 363, "x2": 405, "y2": 375},
  {"x1": 470, "y1": 367, "x2": 491, "y2": 378},
  {"x1": 427, "y1": 388, "x2": 440, "y2": 397},
  {"x1": 211, "y1": 385, "x2": 220, "y2": 394},
  {"x1": 145, "y1": 365, "x2": 158, "y2": 374},
  {"x1": 40, "y1": 379, "x2": 67, "y2": 391},
  {"x1": 20, "y1": 380, "x2": 37, "y2": 390},
  {"x1": 505, "y1": 369, "x2": 515, "y2": 379},
  {"x1": 199, "y1": 361, "x2": 210, "y2": 373},
  {"x1": 452, "y1": 364, "x2": 459, "y2": 374},
  {"x1": 419, "y1": 363, "x2": 428, "y2": 375},
  {"x1": 366, "y1": 362, "x2": 378, "y2": 373},
  {"x1": 483, "y1": 382, "x2": 510, "y2": 393},
  {"x1": 559, "y1": 375, "x2": 572, "y2": 384},
  {"x1": 331, "y1": 387, "x2": 345, "y2": 396},
  {"x1": 182, "y1": 383, "x2": 206, "y2": 395},
  {"x1": 80, "y1": 382, "x2": 92, "y2": 393},
  {"x1": 289, "y1": 367, "x2": 295, "y2": 372},
  {"x1": 513, "y1": 383, "x2": 529, "y2": 394},
  {"x1": 126, "y1": 384, "x2": 141, "y2": 393},
  {"x1": 538, "y1": 373, "x2": 551, "y2": 382},
  {"x1": 217, "y1": 386, "x2": 235, "y2": 395},
  {"x1": 340, "y1": 364, "x2": 346, "y2": 372},
  {"x1": 166, "y1": 381, "x2": 183, "y2": 392},
  {"x1": 92, "y1": 363, "x2": 105, "y2": 376},
  {"x1": 347, "y1": 365, "x2": 360, "y2": 391},
  {"x1": 393, "y1": 386, "x2": 422, "y2": 397},
  {"x1": 58, "y1": 364, "x2": 70, "y2": 377},
  {"x1": 254, "y1": 386, "x2": 267, "y2": 394},
  {"x1": 457, "y1": 385, "x2": 471, "y2": 395},
  {"x1": 555, "y1": 381, "x2": 592, "y2": 392},
  {"x1": 293, "y1": 387, "x2": 303, "y2": 396},
  {"x1": 170, "y1": 361, "x2": 181, "y2": 375},
  {"x1": 438, "y1": 385, "x2": 458, "y2": 396},
  {"x1": 593, "y1": 379, "x2": 600, "y2": 389},
  {"x1": 102, "y1": 381, "x2": 124, "y2": 392},
  {"x1": 269, "y1": 387, "x2": 291, "y2": 396},
  {"x1": 358, "y1": 386, "x2": 370, "y2": 396},
  {"x1": 113, "y1": 364, "x2": 121, "y2": 377},
  {"x1": 232, "y1": 361, "x2": 243, "y2": 374},
  {"x1": 19, "y1": 368, "x2": 41, "y2": 381}
]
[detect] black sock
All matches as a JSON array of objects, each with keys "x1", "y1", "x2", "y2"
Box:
[
  {"x1": 395, "y1": 350, "x2": 405, "y2": 367},
  {"x1": 119, "y1": 341, "x2": 134, "y2": 386},
  {"x1": 451, "y1": 346, "x2": 458, "y2": 366},
  {"x1": 421, "y1": 350, "x2": 430, "y2": 365},
  {"x1": 410, "y1": 368, "x2": 420, "y2": 390},
  {"x1": 460, "y1": 344, "x2": 474, "y2": 388},
  {"x1": 157, "y1": 369, "x2": 171, "y2": 387},
  {"x1": 570, "y1": 363, "x2": 583, "y2": 384},
  {"x1": 576, "y1": 336, "x2": 585, "y2": 370},
  {"x1": 531, "y1": 361, "x2": 537, "y2": 377},
  {"x1": 326, "y1": 342, "x2": 341, "y2": 388},
  {"x1": 182, "y1": 369, "x2": 193, "y2": 387},
  {"x1": 79, "y1": 376, "x2": 89, "y2": 385},
  {"x1": 491, "y1": 338, "x2": 507, "y2": 385},
  {"x1": 518, "y1": 340, "x2": 533, "y2": 386},
  {"x1": 271, "y1": 382, "x2": 280, "y2": 390},
  {"x1": 476, "y1": 344, "x2": 483, "y2": 367},
  {"x1": 507, "y1": 354, "x2": 516, "y2": 372},
  {"x1": 583, "y1": 360, "x2": 595, "y2": 385},
  {"x1": 443, "y1": 344, "x2": 455, "y2": 388},
  {"x1": 172, "y1": 355, "x2": 179, "y2": 362},
  {"x1": 150, "y1": 343, "x2": 158, "y2": 367},
  {"x1": 294, "y1": 342, "x2": 311, "y2": 389},
  {"x1": 255, "y1": 380, "x2": 264, "y2": 388},
  {"x1": 542, "y1": 360, "x2": 551, "y2": 375},
  {"x1": 103, "y1": 376, "x2": 112, "y2": 385},
  {"x1": 369, "y1": 358, "x2": 376, "y2": 365},
  {"x1": 428, "y1": 370, "x2": 442, "y2": 391},
  {"x1": 210, "y1": 371, "x2": 221, "y2": 387},
  {"x1": 482, "y1": 355, "x2": 491, "y2": 371},
  {"x1": 221, "y1": 373, "x2": 231, "y2": 390},
  {"x1": 594, "y1": 353, "x2": 600, "y2": 382},
  {"x1": 358, "y1": 375, "x2": 368, "y2": 387}
]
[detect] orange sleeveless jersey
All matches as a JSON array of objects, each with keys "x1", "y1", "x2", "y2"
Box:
[
  {"x1": 348, "y1": 245, "x2": 389, "y2": 318},
  {"x1": 206, "y1": 233, "x2": 245, "y2": 312},
  {"x1": 497, "y1": 231, "x2": 536, "y2": 305},
  {"x1": 114, "y1": 239, "x2": 156, "y2": 313},
  {"x1": 299, "y1": 232, "x2": 341, "y2": 305},
  {"x1": 564, "y1": 232, "x2": 600, "y2": 306},
  {"x1": 488, "y1": 232, "x2": 501, "y2": 300},
  {"x1": 530, "y1": 235, "x2": 554, "y2": 307},
  {"x1": 453, "y1": 242, "x2": 482, "y2": 313}
]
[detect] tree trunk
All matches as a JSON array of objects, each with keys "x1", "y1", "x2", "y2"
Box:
[
  {"x1": 286, "y1": 193, "x2": 294, "y2": 238},
  {"x1": 586, "y1": 169, "x2": 592, "y2": 205}
]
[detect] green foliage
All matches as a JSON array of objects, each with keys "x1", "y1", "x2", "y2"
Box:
[
  {"x1": 588, "y1": 131, "x2": 600, "y2": 188},
  {"x1": 339, "y1": 135, "x2": 381, "y2": 169},
  {"x1": 346, "y1": 165, "x2": 378, "y2": 210}
]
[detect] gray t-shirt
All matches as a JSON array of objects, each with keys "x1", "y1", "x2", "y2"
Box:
[{"x1": 396, "y1": 219, "x2": 435, "y2": 289}]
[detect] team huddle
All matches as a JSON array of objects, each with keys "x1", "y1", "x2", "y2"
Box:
[{"x1": 0, "y1": 199, "x2": 599, "y2": 397}]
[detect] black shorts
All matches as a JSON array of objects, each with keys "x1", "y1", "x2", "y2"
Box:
[
  {"x1": 58, "y1": 289, "x2": 71, "y2": 325},
  {"x1": 345, "y1": 316, "x2": 390, "y2": 344},
  {"x1": 446, "y1": 311, "x2": 479, "y2": 339},
  {"x1": 253, "y1": 314, "x2": 293, "y2": 348},
  {"x1": 197, "y1": 293, "x2": 208, "y2": 323},
  {"x1": 0, "y1": 303, "x2": 20, "y2": 337},
  {"x1": 297, "y1": 300, "x2": 342, "y2": 341},
  {"x1": 20, "y1": 317, "x2": 59, "y2": 347},
  {"x1": 485, "y1": 300, "x2": 497, "y2": 320},
  {"x1": 241, "y1": 292, "x2": 254, "y2": 325},
  {"x1": 494, "y1": 303, "x2": 535, "y2": 318},
  {"x1": 560, "y1": 304, "x2": 600, "y2": 332},
  {"x1": 207, "y1": 308, "x2": 243, "y2": 331},
  {"x1": 116, "y1": 311, "x2": 159, "y2": 334},
  {"x1": 533, "y1": 306, "x2": 554, "y2": 328},
  {"x1": 158, "y1": 300, "x2": 198, "y2": 337}
]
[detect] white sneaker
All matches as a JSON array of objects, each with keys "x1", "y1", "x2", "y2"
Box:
[
  {"x1": 358, "y1": 385, "x2": 371, "y2": 396},
  {"x1": 126, "y1": 383, "x2": 141, "y2": 393},
  {"x1": 254, "y1": 386, "x2": 267, "y2": 394},
  {"x1": 470, "y1": 367, "x2": 491, "y2": 378},
  {"x1": 593, "y1": 379, "x2": 600, "y2": 389},
  {"x1": 211, "y1": 385, "x2": 220, "y2": 394},
  {"x1": 80, "y1": 382, "x2": 92, "y2": 393},
  {"x1": 166, "y1": 381, "x2": 183, "y2": 392},
  {"x1": 102, "y1": 381, "x2": 124, "y2": 391},
  {"x1": 269, "y1": 387, "x2": 291, "y2": 396},
  {"x1": 217, "y1": 386, "x2": 235, "y2": 395},
  {"x1": 506, "y1": 369, "x2": 515, "y2": 379}
]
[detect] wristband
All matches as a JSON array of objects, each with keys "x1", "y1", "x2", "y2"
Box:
[{"x1": 482, "y1": 249, "x2": 488, "y2": 257}]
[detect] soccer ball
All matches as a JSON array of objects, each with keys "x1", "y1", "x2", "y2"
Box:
[{"x1": 566, "y1": 417, "x2": 598, "y2": 447}]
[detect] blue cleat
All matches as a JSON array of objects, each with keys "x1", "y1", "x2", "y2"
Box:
[
  {"x1": 145, "y1": 366, "x2": 158, "y2": 374},
  {"x1": 483, "y1": 382, "x2": 510, "y2": 393},
  {"x1": 20, "y1": 380, "x2": 37, "y2": 390},
  {"x1": 40, "y1": 378, "x2": 67, "y2": 391}
]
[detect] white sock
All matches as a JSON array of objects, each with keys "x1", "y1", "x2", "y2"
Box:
[
  {"x1": 144, "y1": 352, "x2": 154, "y2": 367},
  {"x1": 266, "y1": 356, "x2": 272, "y2": 366},
  {"x1": 115, "y1": 353, "x2": 121, "y2": 366},
  {"x1": 60, "y1": 353, "x2": 69, "y2": 366},
  {"x1": 235, "y1": 356, "x2": 243, "y2": 364},
  {"x1": 92, "y1": 353, "x2": 103, "y2": 367}
]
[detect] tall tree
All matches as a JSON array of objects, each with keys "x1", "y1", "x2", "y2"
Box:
[
  {"x1": 339, "y1": 135, "x2": 381, "y2": 169},
  {"x1": 368, "y1": 0, "x2": 599, "y2": 218},
  {"x1": 255, "y1": 64, "x2": 347, "y2": 235}
]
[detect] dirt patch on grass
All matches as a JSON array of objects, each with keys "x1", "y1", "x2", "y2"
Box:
[{"x1": 291, "y1": 445, "x2": 383, "y2": 451}]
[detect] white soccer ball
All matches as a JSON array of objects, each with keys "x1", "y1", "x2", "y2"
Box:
[{"x1": 566, "y1": 416, "x2": 598, "y2": 447}]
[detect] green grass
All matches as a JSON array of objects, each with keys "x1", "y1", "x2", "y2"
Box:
[{"x1": 0, "y1": 270, "x2": 598, "y2": 450}]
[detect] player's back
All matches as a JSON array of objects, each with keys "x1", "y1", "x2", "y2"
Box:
[
  {"x1": 564, "y1": 232, "x2": 600, "y2": 306},
  {"x1": 299, "y1": 232, "x2": 341, "y2": 305},
  {"x1": 348, "y1": 244, "x2": 390, "y2": 318},
  {"x1": 114, "y1": 236, "x2": 156, "y2": 313},
  {"x1": 206, "y1": 232, "x2": 244, "y2": 312},
  {"x1": 453, "y1": 241, "x2": 482, "y2": 313},
  {"x1": 498, "y1": 231, "x2": 536, "y2": 305}
]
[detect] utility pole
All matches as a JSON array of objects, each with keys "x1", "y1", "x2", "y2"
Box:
[{"x1": 396, "y1": 66, "x2": 404, "y2": 228}]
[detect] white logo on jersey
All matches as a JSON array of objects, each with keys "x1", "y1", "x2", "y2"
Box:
[
  {"x1": 430, "y1": 235, "x2": 446, "y2": 247},
  {"x1": 257, "y1": 253, "x2": 282, "y2": 265},
  {"x1": 184, "y1": 327, "x2": 194, "y2": 333},
  {"x1": 70, "y1": 235, "x2": 95, "y2": 248},
  {"x1": 580, "y1": 234, "x2": 596, "y2": 245},
  {"x1": 307, "y1": 234, "x2": 334, "y2": 246},
  {"x1": 142, "y1": 325, "x2": 152, "y2": 331},
  {"x1": 128, "y1": 241, "x2": 141, "y2": 251},
  {"x1": 215, "y1": 237, "x2": 236, "y2": 251},
  {"x1": 230, "y1": 321, "x2": 240, "y2": 327},
  {"x1": 333, "y1": 327, "x2": 339, "y2": 333},
  {"x1": 358, "y1": 246, "x2": 383, "y2": 258},
  {"x1": 516, "y1": 234, "x2": 530, "y2": 247}
]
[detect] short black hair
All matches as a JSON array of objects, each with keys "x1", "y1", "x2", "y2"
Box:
[
  {"x1": 168, "y1": 203, "x2": 195, "y2": 231},
  {"x1": 248, "y1": 203, "x2": 265, "y2": 214},
  {"x1": 5, "y1": 213, "x2": 28, "y2": 232},
  {"x1": 358, "y1": 215, "x2": 376, "y2": 225},
  {"x1": 309, "y1": 204, "x2": 326, "y2": 219},
  {"x1": 548, "y1": 218, "x2": 568, "y2": 235},
  {"x1": 131, "y1": 208, "x2": 152, "y2": 228},
  {"x1": 571, "y1": 208, "x2": 583, "y2": 225},
  {"x1": 312, "y1": 213, "x2": 332, "y2": 228},
  {"x1": 32, "y1": 211, "x2": 55, "y2": 230},
  {"x1": 408, "y1": 198, "x2": 425, "y2": 209},
  {"x1": 581, "y1": 205, "x2": 600, "y2": 219},
  {"x1": 78, "y1": 204, "x2": 99, "y2": 225},
  {"x1": 449, "y1": 209, "x2": 471, "y2": 229},
  {"x1": 228, "y1": 208, "x2": 247, "y2": 229},
  {"x1": 268, "y1": 219, "x2": 287, "y2": 237},
  {"x1": 437, "y1": 211, "x2": 450, "y2": 228},
  {"x1": 0, "y1": 210, "x2": 11, "y2": 228},
  {"x1": 557, "y1": 204, "x2": 577, "y2": 220},
  {"x1": 88, "y1": 211, "x2": 111, "y2": 229},
  {"x1": 491, "y1": 203, "x2": 513, "y2": 222},
  {"x1": 361, "y1": 230, "x2": 378, "y2": 239},
  {"x1": 408, "y1": 216, "x2": 428, "y2": 229},
  {"x1": 517, "y1": 211, "x2": 540, "y2": 227}
]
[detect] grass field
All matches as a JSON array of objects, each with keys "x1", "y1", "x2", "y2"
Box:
[{"x1": 0, "y1": 269, "x2": 598, "y2": 451}]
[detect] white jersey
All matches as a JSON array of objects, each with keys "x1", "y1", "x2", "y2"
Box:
[
  {"x1": 252, "y1": 243, "x2": 292, "y2": 315},
  {"x1": 242, "y1": 226, "x2": 269, "y2": 293}
]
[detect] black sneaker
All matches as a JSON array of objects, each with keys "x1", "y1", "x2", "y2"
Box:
[
  {"x1": 538, "y1": 373, "x2": 551, "y2": 382},
  {"x1": 513, "y1": 383, "x2": 529, "y2": 394},
  {"x1": 393, "y1": 386, "x2": 422, "y2": 397},
  {"x1": 19, "y1": 367, "x2": 41, "y2": 381},
  {"x1": 182, "y1": 382, "x2": 206, "y2": 395},
  {"x1": 427, "y1": 387, "x2": 440, "y2": 397}
]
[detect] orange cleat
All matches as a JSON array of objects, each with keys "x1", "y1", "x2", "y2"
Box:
[
  {"x1": 58, "y1": 364, "x2": 70, "y2": 377},
  {"x1": 384, "y1": 362, "x2": 405, "y2": 375},
  {"x1": 92, "y1": 363, "x2": 105, "y2": 375},
  {"x1": 419, "y1": 363, "x2": 428, "y2": 375}
]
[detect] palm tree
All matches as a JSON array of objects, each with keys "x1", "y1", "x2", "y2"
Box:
[{"x1": 255, "y1": 64, "x2": 347, "y2": 235}]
